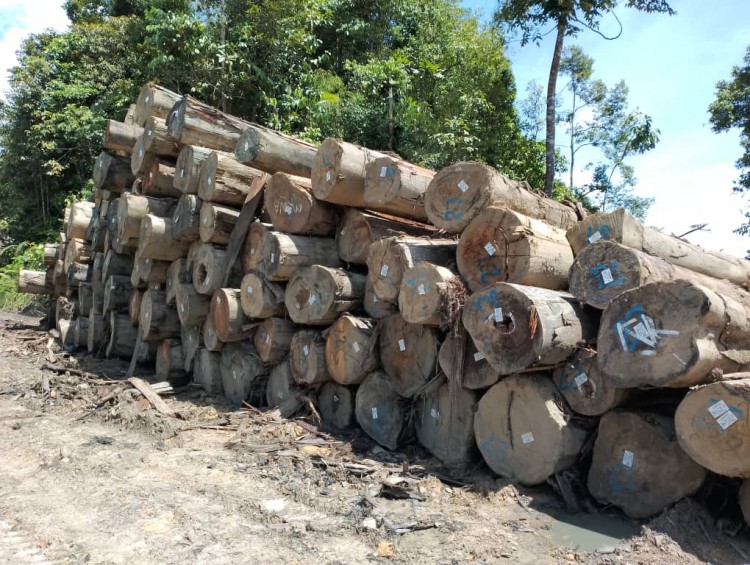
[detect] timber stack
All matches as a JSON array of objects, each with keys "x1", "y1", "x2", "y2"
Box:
[{"x1": 19, "y1": 82, "x2": 750, "y2": 525}]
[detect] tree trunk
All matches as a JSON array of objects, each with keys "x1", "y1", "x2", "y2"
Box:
[
  {"x1": 103, "y1": 275, "x2": 132, "y2": 312},
  {"x1": 175, "y1": 145, "x2": 213, "y2": 195},
  {"x1": 366, "y1": 236, "x2": 457, "y2": 303},
  {"x1": 17, "y1": 270, "x2": 54, "y2": 295},
  {"x1": 355, "y1": 371, "x2": 411, "y2": 451},
  {"x1": 474, "y1": 374, "x2": 589, "y2": 486},
  {"x1": 210, "y1": 288, "x2": 252, "y2": 342},
  {"x1": 379, "y1": 314, "x2": 439, "y2": 398},
  {"x1": 239, "y1": 272, "x2": 286, "y2": 319},
  {"x1": 143, "y1": 116, "x2": 180, "y2": 158},
  {"x1": 425, "y1": 162, "x2": 577, "y2": 233},
  {"x1": 587, "y1": 410, "x2": 707, "y2": 518},
  {"x1": 219, "y1": 341, "x2": 267, "y2": 405},
  {"x1": 198, "y1": 151, "x2": 266, "y2": 206},
  {"x1": 463, "y1": 283, "x2": 599, "y2": 375},
  {"x1": 103, "y1": 120, "x2": 143, "y2": 154},
  {"x1": 134, "y1": 83, "x2": 182, "y2": 127},
  {"x1": 364, "y1": 280, "x2": 399, "y2": 320},
  {"x1": 116, "y1": 193, "x2": 176, "y2": 242},
  {"x1": 598, "y1": 280, "x2": 750, "y2": 388},
  {"x1": 259, "y1": 231, "x2": 341, "y2": 282},
  {"x1": 438, "y1": 329, "x2": 500, "y2": 390},
  {"x1": 254, "y1": 317, "x2": 296, "y2": 363},
  {"x1": 167, "y1": 95, "x2": 250, "y2": 152},
  {"x1": 199, "y1": 202, "x2": 240, "y2": 245},
  {"x1": 566, "y1": 208, "x2": 750, "y2": 286},
  {"x1": 138, "y1": 214, "x2": 191, "y2": 262},
  {"x1": 266, "y1": 360, "x2": 301, "y2": 417},
  {"x1": 336, "y1": 208, "x2": 438, "y2": 265},
  {"x1": 363, "y1": 155, "x2": 433, "y2": 221},
  {"x1": 192, "y1": 243, "x2": 242, "y2": 295},
  {"x1": 156, "y1": 339, "x2": 187, "y2": 383},
  {"x1": 142, "y1": 159, "x2": 181, "y2": 199},
  {"x1": 325, "y1": 314, "x2": 379, "y2": 386},
  {"x1": 544, "y1": 22, "x2": 566, "y2": 197},
  {"x1": 398, "y1": 262, "x2": 465, "y2": 327},
  {"x1": 285, "y1": 266, "x2": 366, "y2": 325},
  {"x1": 166, "y1": 258, "x2": 191, "y2": 305},
  {"x1": 175, "y1": 283, "x2": 211, "y2": 327},
  {"x1": 265, "y1": 173, "x2": 340, "y2": 235},
  {"x1": 552, "y1": 349, "x2": 631, "y2": 417},
  {"x1": 241, "y1": 222, "x2": 273, "y2": 273},
  {"x1": 311, "y1": 138, "x2": 386, "y2": 206},
  {"x1": 194, "y1": 348, "x2": 223, "y2": 395},
  {"x1": 290, "y1": 329, "x2": 330, "y2": 385},
  {"x1": 415, "y1": 380, "x2": 479, "y2": 470},
  {"x1": 457, "y1": 206, "x2": 573, "y2": 292},
  {"x1": 139, "y1": 288, "x2": 181, "y2": 342},
  {"x1": 675, "y1": 376, "x2": 750, "y2": 478},
  {"x1": 172, "y1": 194, "x2": 203, "y2": 243},
  {"x1": 66, "y1": 202, "x2": 95, "y2": 241},
  {"x1": 318, "y1": 382, "x2": 356, "y2": 430},
  {"x1": 203, "y1": 315, "x2": 223, "y2": 352},
  {"x1": 93, "y1": 152, "x2": 134, "y2": 191},
  {"x1": 181, "y1": 324, "x2": 200, "y2": 372},
  {"x1": 235, "y1": 123, "x2": 318, "y2": 177}
]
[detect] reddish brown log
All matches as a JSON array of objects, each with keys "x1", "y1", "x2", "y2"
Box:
[
  {"x1": 254, "y1": 317, "x2": 296, "y2": 364},
  {"x1": 379, "y1": 314, "x2": 439, "y2": 398},
  {"x1": 239, "y1": 272, "x2": 286, "y2": 319},
  {"x1": 209, "y1": 288, "x2": 252, "y2": 343},
  {"x1": 290, "y1": 330, "x2": 330, "y2": 385},
  {"x1": 265, "y1": 173, "x2": 340, "y2": 236},
  {"x1": 325, "y1": 314, "x2": 379, "y2": 386}
]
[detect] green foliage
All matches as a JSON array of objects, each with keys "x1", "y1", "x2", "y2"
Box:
[
  {"x1": 0, "y1": 242, "x2": 45, "y2": 310},
  {"x1": 709, "y1": 45, "x2": 750, "y2": 234}
]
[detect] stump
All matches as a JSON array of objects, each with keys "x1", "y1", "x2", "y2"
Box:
[
  {"x1": 285, "y1": 266, "x2": 366, "y2": 325},
  {"x1": 194, "y1": 348, "x2": 223, "y2": 395},
  {"x1": 219, "y1": 342, "x2": 267, "y2": 406},
  {"x1": 290, "y1": 330, "x2": 330, "y2": 385},
  {"x1": 398, "y1": 262, "x2": 465, "y2": 327},
  {"x1": 474, "y1": 374, "x2": 589, "y2": 486},
  {"x1": 241, "y1": 222, "x2": 273, "y2": 273},
  {"x1": 457, "y1": 206, "x2": 573, "y2": 292},
  {"x1": 103, "y1": 120, "x2": 143, "y2": 153},
  {"x1": 266, "y1": 360, "x2": 301, "y2": 417},
  {"x1": 134, "y1": 83, "x2": 182, "y2": 126},
  {"x1": 259, "y1": 231, "x2": 341, "y2": 281},
  {"x1": 181, "y1": 324, "x2": 200, "y2": 372},
  {"x1": 172, "y1": 194, "x2": 202, "y2": 242},
  {"x1": 318, "y1": 382, "x2": 356, "y2": 429},
  {"x1": 675, "y1": 376, "x2": 750, "y2": 478},
  {"x1": 379, "y1": 314, "x2": 439, "y2": 398},
  {"x1": 254, "y1": 317, "x2": 296, "y2": 363},
  {"x1": 325, "y1": 314, "x2": 380, "y2": 386},
  {"x1": 139, "y1": 288, "x2": 181, "y2": 342},
  {"x1": 463, "y1": 283, "x2": 599, "y2": 375},
  {"x1": 198, "y1": 151, "x2": 266, "y2": 206},
  {"x1": 66, "y1": 202, "x2": 95, "y2": 240},
  {"x1": 363, "y1": 155, "x2": 433, "y2": 221},
  {"x1": 166, "y1": 258, "x2": 192, "y2": 305},
  {"x1": 239, "y1": 272, "x2": 286, "y2": 319},
  {"x1": 103, "y1": 275, "x2": 132, "y2": 312},
  {"x1": 265, "y1": 173, "x2": 340, "y2": 235},
  {"x1": 93, "y1": 152, "x2": 134, "y2": 191},
  {"x1": 311, "y1": 138, "x2": 386, "y2": 206},
  {"x1": 156, "y1": 339, "x2": 187, "y2": 383},
  {"x1": 587, "y1": 410, "x2": 707, "y2": 518},
  {"x1": 438, "y1": 330, "x2": 500, "y2": 390},
  {"x1": 138, "y1": 214, "x2": 190, "y2": 262},
  {"x1": 17, "y1": 270, "x2": 54, "y2": 295},
  {"x1": 235, "y1": 123, "x2": 318, "y2": 177},
  {"x1": 143, "y1": 116, "x2": 180, "y2": 158},
  {"x1": 210, "y1": 288, "x2": 252, "y2": 342},
  {"x1": 175, "y1": 145, "x2": 213, "y2": 195},
  {"x1": 175, "y1": 283, "x2": 211, "y2": 327},
  {"x1": 116, "y1": 193, "x2": 175, "y2": 242},
  {"x1": 202, "y1": 315, "x2": 223, "y2": 352},
  {"x1": 355, "y1": 371, "x2": 410, "y2": 451},
  {"x1": 199, "y1": 201, "x2": 240, "y2": 245}
]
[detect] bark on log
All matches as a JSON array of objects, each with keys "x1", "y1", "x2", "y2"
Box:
[
  {"x1": 139, "y1": 288, "x2": 181, "y2": 342},
  {"x1": 66, "y1": 262, "x2": 92, "y2": 286},
  {"x1": 79, "y1": 283, "x2": 93, "y2": 317},
  {"x1": 103, "y1": 120, "x2": 143, "y2": 154},
  {"x1": 143, "y1": 116, "x2": 180, "y2": 158},
  {"x1": 194, "y1": 348, "x2": 223, "y2": 395},
  {"x1": 63, "y1": 239, "x2": 92, "y2": 274},
  {"x1": 290, "y1": 330, "x2": 330, "y2": 385},
  {"x1": 415, "y1": 380, "x2": 479, "y2": 470},
  {"x1": 425, "y1": 162, "x2": 578, "y2": 233},
  {"x1": 175, "y1": 283, "x2": 211, "y2": 327},
  {"x1": 44, "y1": 244, "x2": 58, "y2": 267},
  {"x1": 93, "y1": 152, "x2": 134, "y2": 191},
  {"x1": 172, "y1": 194, "x2": 202, "y2": 242},
  {"x1": 587, "y1": 410, "x2": 707, "y2": 518},
  {"x1": 203, "y1": 315, "x2": 223, "y2": 352},
  {"x1": 363, "y1": 155, "x2": 433, "y2": 221},
  {"x1": 156, "y1": 339, "x2": 187, "y2": 382},
  {"x1": 167, "y1": 95, "x2": 249, "y2": 152},
  {"x1": 318, "y1": 382, "x2": 356, "y2": 430},
  {"x1": 107, "y1": 311, "x2": 154, "y2": 360},
  {"x1": 265, "y1": 173, "x2": 340, "y2": 236},
  {"x1": 175, "y1": 145, "x2": 213, "y2": 195},
  {"x1": 325, "y1": 314, "x2": 379, "y2": 386},
  {"x1": 181, "y1": 324, "x2": 200, "y2": 372},
  {"x1": 143, "y1": 159, "x2": 181, "y2": 199},
  {"x1": 598, "y1": 280, "x2": 750, "y2": 388},
  {"x1": 566, "y1": 208, "x2": 750, "y2": 286},
  {"x1": 366, "y1": 237, "x2": 457, "y2": 303},
  {"x1": 210, "y1": 288, "x2": 252, "y2": 342},
  {"x1": 199, "y1": 202, "x2": 240, "y2": 245},
  {"x1": 675, "y1": 376, "x2": 750, "y2": 478},
  {"x1": 741, "y1": 480, "x2": 750, "y2": 527},
  {"x1": 17, "y1": 270, "x2": 54, "y2": 295},
  {"x1": 219, "y1": 341, "x2": 267, "y2": 405},
  {"x1": 138, "y1": 214, "x2": 191, "y2": 262},
  {"x1": 259, "y1": 231, "x2": 341, "y2": 282},
  {"x1": 379, "y1": 314, "x2": 439, "y2": 398},
  {"x1": 254, "y1": 317, "x2": 295, "y2": 364},
  {"x1": 116, "y1": 193, "x2": 176, "y2": 242},
  {"x1": 134, "y1": 83, "x2": 182, "y2": 127},
  {"x1": 437, "y1": 329, "x2": 500, "y2": 390},
  {"x1": 87, "y1": 309, "x2": 106, "y2": 354},
  {"x1": 239, "y1": 272, "x2": 286, "y2": 319},
  {"x1": 336, "y1": 208, "x2": 438, "y2": 265},
  {"x1": 285, "y1": 266, "x2": 366, "y2": 325},
  {"x1": 128, "y1": 288, "x2": 142, "y2": 325},
  {"x1": 474, "y1": 374, "x2": 589, "y2": 486},
  {"x1": 463, "y1": 283, "x2": 599, "y2": 375},
  {"x1": 166, "y1": 258, "x2": 191, "y2": 305},
  {"x1": 192, "y1": 243, "x2": 242, "y2": 295},
  {"x1": 198, "y1": 151, "x2": 266, "y2": 206},
  {"x1": 355, "y1": 371, "x2": 411, "y2": 451},
  {"x1": 235, "y1": 124, "x2": 318, "y2": 177},
  {"x1": 398, "y1": 262, "x2": 465, "y2": 327},
  {"x1": 66, "y1": 202, "x2": 95, "y2": 241},
  {"x1": 457, "y1": 206, "x2": 573, "y2": 292},
  {"x1": 266, "y1": 360, "x2": 301, "y2": 417},
  {"x1": 364, "y1": 280, "x2": 399, "y2": 320},
  {"x1": 103, "y1": 275, "x2": 132, "y2": 312},
  {"x1": 241, "y1": 222, "x2": 273, "y2": 273}
]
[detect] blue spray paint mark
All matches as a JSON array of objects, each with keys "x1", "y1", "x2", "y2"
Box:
[
  {"x1": 604, "y1": 462, "x2": 637, "y2": 496},
  {"x1": 693, "y1": 397, "x2": 745, "y2": 433},
  {"x1": 473, "y1": 288, "x2": 500, "y2": 313},
  {"x1": 478, "y1": 256, "x2": 503, "y2": 286},
  {"x1": 444, "y1": 198, "x2": 464, "y2": 221},
  {"x1": 586, "y1": 224, "x2": 610, "y2": 244},
  {"x1": 614, "y1": 304, "x2": 648, "y2": 352},
  {"x1": 479, "y1": 434, "x2": 511, "y2": 471},
  {"x1": 589, "y1": 260, "x2": 626, "y2": 289}
]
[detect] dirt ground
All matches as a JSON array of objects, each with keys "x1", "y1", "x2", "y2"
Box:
[{"x1": 0, "y1": 311, "x2": 749, "y2": 565}]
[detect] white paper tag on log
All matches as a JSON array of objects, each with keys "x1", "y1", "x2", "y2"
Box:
[
  {"x1": 458, "y1": 179, "x2": 469, "y2": 193},
  {"x1": 417, "y1": 284, "x2": 426, "y2": 295},
  {"x1": 247, "y1": 287, "x2": 253, "y2": 295},
  {"x1": 380, "y1": 265, "x2": 389, "y2": 277},
  {"x1": 708, "y1": 400, "x2": 730, "y2": 419},
  {"x1": 250, "y1": 248, "x2": 256, "y2": 255},
  {"x1": 326, "y1": 171, "x2": 331, "y2": 182},
  {"x1": 622, "y1": 450, "x2": 635, "y2": 468},
  {"x1": 431, "y1": 408, "x2": 439, "y2": 420},
  {"x1": 521, "y1": 432, "x2": 534, "y2": 444},
  {"x1": 484, "y1": 242, "x2": 497, "y2": 256},
  {"x1": 270, "y1": 253, "x2": 276, "y2": 263},
  {"x1": 145, "y1": 95, "x2": 150, "y2": 104},
  {"x1": 372, "y1": 296, "x2": 378, "y2": 303},
  {"x1": 302, "y1": 345, "x2": 309, "y2": 356},
  {"x1": 265, "y1": 333, "x2": 271, "y2": 343},
  {"x1": 398, "y1": 339, "x2": 406, "y2": 352},
  {"x1": 717, "y1": 410, "x2": 738, "y2": 430},
  {"x1": 207, "y1": 176, "x2": 212, "y2": 186},
  {"x1": 494, "y1": 307, "x2": 503, "y2": 322},
  {"x1": 574, "y1": 373, "x2": 589, "y2": 388},
  {"x1": 588, "y1": 230, "x2": 602, "y2": 244},
  {"x1": 380, "y1": 166, "x2": 388, "y2": 178},
  {"x1": 601, "y1": 268, "x2": 614, "y2": 285},
  {"x1": 284, "y1": 204, "x2": 293, "y2": 215},
  {"x1": 147, "y1": 127, "x2": 152, "y2": 137},
  {"x1": 308, "y1": 294, "x2": 317, "y2": 305},
  {"x1": 372, "y1": 407, "x2": 378, "y2": 420},
  {"x1": 180, "y1": 168, "x2": 185, "y2": 178},
  {"x1": 352, "y1": 341, "x2": 361, "y2": 353},
  {"x1": 139, "y1": 148, "x2": 144, "y2": 157},
  {"x1": 473, "y1": 351, "x2": 484, "y2": 362}
]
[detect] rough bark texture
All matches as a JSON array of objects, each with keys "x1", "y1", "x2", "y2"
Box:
[
  {"x1": 379, "y1": 314, "x2": 438, "y2": 398},
  {"x1": 175, "y1": 283, "x2": 211, "y2": 328},
  {"x1": 167, "y1": 95, "x2": 250, "y2": 152},
  {"x1": 93, "y1": 152, "x2": 134, "y2": 192},
  {"x1": 239, "y1": 272, "x2": 286, "y2": 319},
  {"x1": 355, "y1": 371, "x2": 410, "y2": 451},
  {"x1": 259, "y1": 232, "x2": 341, "y2": 282},
  {"x1": 194, "y1": 348, "x2": 223, "y2": 396},
  {"x1": 290, "y1": 330, "x2": 330, "y2": 385},
  {"x1": 285, "y1": 266, "x2": 366, "y2": 325},
  {"x1": 325, "y1": 314, "x2": 379, "y2": 386},
  {"x1": 198, "y1": 151, "x2": 266, "y2": 206},
  {"x1": 265, "y1": 173, "x2": 340, "y2": 236},
  {"x1": 318, "y1": 382, "x2": 356, "y2": 430},
  {"x1": 103, "y1": 120, "x2": 143, "y2": 154},
  {"x1": 139, "y1": 288, "x2": 181, "y2": 342},
  {"x1": 17, "y1": 270, "x2": 54, "y2": 295},
  {"x1": 175, "y1": 145, "x2": 213, "y2": 195},
  {"x1": 254, "y1": 317, "x2": 296, "y2": 364},
  {"x1": 134, "y1": 83, "x2": 182, "y2": 127},
  {"x1": 363, "y1": 155, "x2": 433, "y2": 221},
  {"x1": 398, "y1": 262, "x2": 465, "y2": 327},
  {"x1": 199, "y1": 202, "x2": 240, "y2": 245},
  {"x1": 311, "y1": 138, "x2": 386, "y2": 207},
  {"x1": 235, "y1": 124, "x2": 318, "y2": 177},
  {"x1": 219, "y1": 341, "x2": 267, "y2": 406},
  {"x1": 438, "y1": 329, "x2": 500, "y2": 390}
]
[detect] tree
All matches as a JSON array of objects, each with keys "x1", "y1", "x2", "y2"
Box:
[
  {"x1": 709, "y1": 45, "x2": 750, "y2": 234},
  {"x1": 495, "y1": 0, "x2": 675, "y2": 197}
]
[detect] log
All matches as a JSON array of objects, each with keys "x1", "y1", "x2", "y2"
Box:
[
  {"x1": 379, "y1": 314, "x2": 439, "y2": 398},
  {"x1": 130, "y1": 136, "x2": 154, "y2": 176},
  {"x1": 103, "y1": 275, "x2": 132, "y2": 312},
  {"x1": 143, "y1": 116, "x2": 180, "y2": 158},
  {"x1": 598, "y1": 280, "x2": 750, "y2": 388},
  {"x1": 265, "y1": 173, "x2": 340, "y2": 235},
  {"x1": 181, "y1": 324, "x2": 200, "y2": 372},
  {"x1": 103, "y1": 120, "x2": 142, "y2": 154},
  {"x1": 366, "y1": 236, "x2": 457, "y2": 303},
  {"x1": 363, "y1": 155, "x2": 434, "y2": 221},
  {"x1": 66, "y1": 202, "x2": 95, "y2": 240},
  {"x1": 284, "y1": 266, "x2": 366, "y2": 325},
  {"x1": 174, "y1": 145, "x2": 213, "y2": 195},
  {"x1": 266, "y1": 360, "x2": 301, "y2": 417},
  {"x1": 172, "y1": 194, "x2": 202, "y2": 242},
  {"x1": 364, "y1": 280, "x2": 399, "y2": 320},
  {"x1": 437, "y1": 330, "x2": 500, "y2": 390},
  {"x1": 463, "y1": 283, "x2": 599, "y2": 375},
  {"x1": 210, "y1": 288, "x2": 252, "y2": 342},
  {"x1": 102, "y1": 250, "x2": 134, "y2": 282},
  {"x1": 17, "y1": 270, "x2": 54, "y2": 295},
  {"x1": 124, "y1": 103, "x2": 136, "y2": 125},
  {"x1": 553, "y1": 349, "x2": 631, "y2": 417},
  {"x1": 675, "y1": 376, "x2": 750, "y2": 478},
  {"x1": 219, "y1": 341, "x2": 267, "y2": 405},
  {"x1": 239, "y1": 272, "x2": 286, "y2": 319},
  {"x1": 415, "y1": 380, "x2": 479, "y2": 470},
  {"x1": 425, "y1": 162, "x2": 578, "y2": 233},
  {"x1": 143, "y1": 159, "x2": 181, "y2": 199},
  {"x1": 139, "y1": 288, "x2": 181, "y2": 342},
  {"x1": 259, "y1": 231, "x2": 341, "y2": 282},
  {"x1": 156, "y1": 339, "x2": 187, "y2": 382},
  {"x1": 91, "y1": 253, "x2": 105, "y2": 302},
  {"x1": 587, "y1": 410, "x2": 707, "y2": 518},
  {"x1": 355, "y1": 371, "x2": 410, "y2": 450},
  {"x1": 58, "y1": 319, "x2": 76, "y2": 349},
  {"x1": 138, "y1": 214, "x2": 191, "y2": 262},
  {"x1": 107, "y1": 312, "x2": 154, "y2": 360},
  {"x1": 63, "y1": 239, "x2": 92, "y2": 274},
  {"x1": 134, "y1": 254, "x2": 170, "y2": 286},
  {"x1": 52, "y1": 260, "x2": 66, "y2": 287},
  {"x1": 66, "y1": 262, "x2": 92, "y2": 286},
  {"x1": 241, "y1": 221, "x2": 272, "y2": 273},
  {"x1": 202, "y1": 315, "x2": 223, "y2": 352},
  {"x1": 116, "y1": 193, "x2": 176, "y2": 242},
  {"x1": 72, "y1": 316, "x2": 89, "y2": 350},
  {"x1": 325, "y1": 314, "x2": 379, "y2": 386},
  {"x1": 194, "y1": 348, "x2": 223, "y2": 395},
  {"x1": 318, "y1": 382, "x2": 356, "y2": 429},
  {"x1": 166, "y1": 258, "x2": 191, "y2": 305},
  {"x1": 290, "y1": 330, "x2": 330, "y2": 385},
  {"x1": 197, "y1": 151, "x2": 266, "y2": 206},
  {"x1": 235, "y1": 123, "x2": 318, "y2": 177},
  {"x1": 79, "y1": 283, "x2": 93, "y2": 317},
  {"x1": 192, "y1": 243, "x2": 241, "y2": 295},
  {"x1": 398, "y1": 262, "x2": 466, "y2": 327},
  {"x1": 93, "y1": 152, "x2": 134, "y2": 191},
  {"x1": 566, "y1": 208, "x2": 750, "y2": 286},
  {"x1": 167, "y1": 95, "x2": 249, "y2": 152},
  {"x1": 199, "y1": 202, "x2": 240, "y2": 245},
  {"x1": 254, "y1": 317, "x2": 295, "y2": 364},
  {"x1": 336, "y1": 208, "x2": 438, "y2": 265},
  {"x1": 457, "y1": 206, "x2": 573, "y2": 292},
  {"x1": 175, "y1": 283, "x2": 211, "y2": 327},
  {"x1": 43, "y1": 244, "x2": 58, "y2": 267},
  {"x1": 741, "y1": 480, "x2": 750, "y2": 527},
  {"x1": 134, "y1": 83, "x2": 182, "y2": 127},
  {"x1": 310, "y1": 138, "x2": 386, "y2": 207},
  {"x1": 87, "y1": 309, "x2": 106, "y2": 354},
  {"x1": 474, "y1": 374, "x2": 589, "y2": 486},
  {"x1": 128, "y1": 288, "x2": 142, "y2": 325}
]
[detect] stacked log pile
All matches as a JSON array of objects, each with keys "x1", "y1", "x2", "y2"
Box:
[{"x1": 19, "y1": 83, "x2": 750, "y2": 525}]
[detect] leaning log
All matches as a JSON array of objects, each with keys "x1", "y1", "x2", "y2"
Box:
[
  {"x1": 254, "y1": 317, "x2": 295, "y2": 364},
  {"x1": 239, "y1": 272, "x2": 285, "y2": 319},
  {"x1": 355, "y1": 371, "x2": 411, "y2": 451},
  {"x1": 363, "y1": 155, "x2": 433, "y2": 221},
  {"x1": 379, "y1": 314, "x2": 439, "y2": 398},
  {"x1": 199, "y1": 202, "x2": 239, "y2": 245},
  {"x1": 103, "y1": 120, "x2": 143, "y2": 154},
  {"x1": 235, "y1": 123, "x2": 318, "y2": 177},
  {"x1": 17, "y1": 270, "x2": 54, "y2": 295},
  {"x1": 398, "y1": 262, "x2": 466, "y2": 327},
  {"x1": 210, "y1": 288, "x2": 252, "y2": 343},
  {"x1": 318, "y1": 382, "x2": 356, "y2": 430},
  {"x1": 290, "y1": 330, "x2": 330, "y2": 385},
  {"x1": 174, "y1": 145, "x2": 213, "y2": 195},
  {"x1": 139, "y1": 288, "x2": 181, "y2": 341},
  {"x1": 219, "y1": 341, "x2": 267, "y2": 405},
  {"x1": 437, "y1": 330, "x2": 500, "y2": 390},
  {"x1": 133, "y1": 83, "x2": 182, "y2": 127},
  {"x1": 197, "y1": 151, "x2": 266, "y2": 206},
  {"x1": 265, "y1": 173, "x2": 340, "y2": 236},
  {"x1": 259, "y1": 231, "x2": 341, "y2": 282},
  {"x1": 325, "y1": 314, "x2": 379, "y2": 386},
  {"x1": 194, "y1": 347, "x2": 223, "y2": 395},
  {"x1": 285, "y1": 266, "x2": 366, "y2": 325}
]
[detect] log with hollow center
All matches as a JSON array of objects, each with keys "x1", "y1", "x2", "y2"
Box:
[{"x1": 192, "y1": 243, "x2": 242, "y2": 296}]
